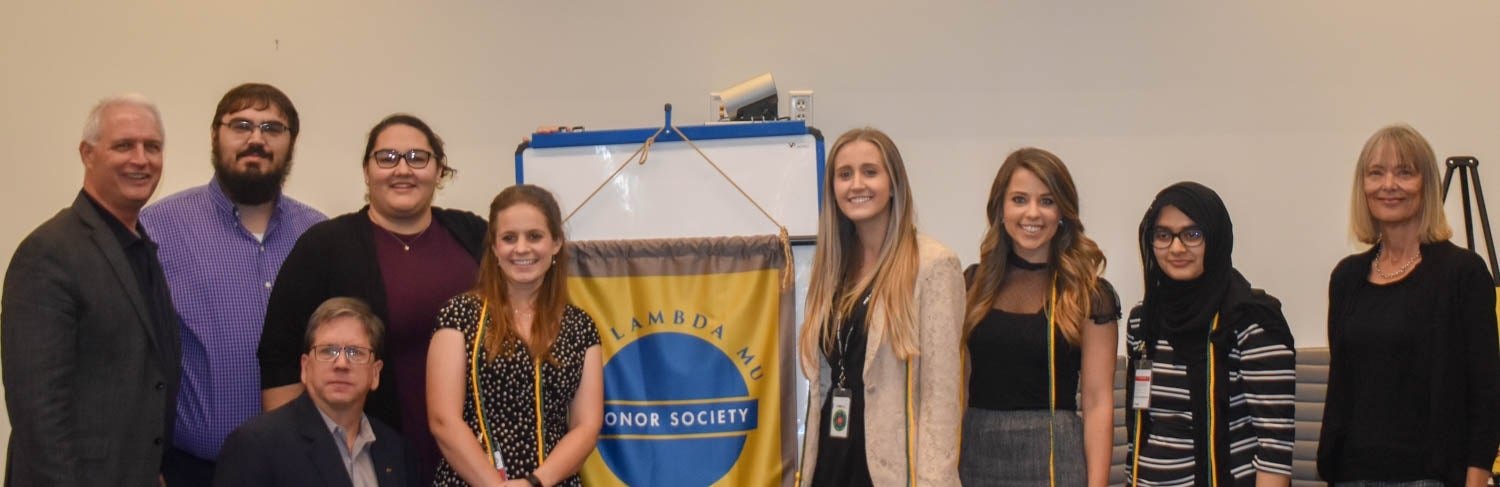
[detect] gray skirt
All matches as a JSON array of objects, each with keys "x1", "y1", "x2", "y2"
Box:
[{"x1": 959, "y1": 408, "x2": 1085, "y2": 487}]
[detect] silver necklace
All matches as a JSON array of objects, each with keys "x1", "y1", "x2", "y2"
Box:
[
  {"x1": 379, "y1": 225, "x2": 429, "y2": 252},
  {"x1": 1373, "y1": 245, "x2": 1421, "y2": 280}
]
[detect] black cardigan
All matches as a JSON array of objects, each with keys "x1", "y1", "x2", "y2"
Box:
[
  {"x1": 1318, "y1": 240, "x2": 1500, "y2": 485},
  {"x1": 258, "y1": 206, "x2": 487, "y2": 432}
]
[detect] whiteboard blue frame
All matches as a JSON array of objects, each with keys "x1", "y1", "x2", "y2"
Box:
[{"x1": 515, "y1": 120, "x2": 827, "y2": 222}]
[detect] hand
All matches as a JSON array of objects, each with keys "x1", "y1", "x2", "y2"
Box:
[
  {"x1": 501, "y1": 479, "x2": 532, "y2": 487},
  {"x1": 1465, "y1": 466, "x2": 1490, "y2": 487}
]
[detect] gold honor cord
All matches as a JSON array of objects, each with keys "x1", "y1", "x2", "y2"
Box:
[
  {"x1": 1128, "y1": 313, "x2": 1221, "y2": 487},
  {"x1": 533, "y1": 359, "x2": 546, "y2": 466},
  {"x1": 473, "y1": 303, "x2": 498, "y2": 469},
  {"x1": 1206, "y1": 314, "x2": 1220, "y2": 487},
  {"x1": 1130, "y1": 406, "x2": 1143, "y2": 487},
  {"x1": 905, "y1": 360, "x2": 916, "y2": 487},
  {"x1": 472, "y1": 302, "x2": 550, "y2": 476},
  {"x1": 1045, "y1": 278, "x2": 1058, "y2": 487}
]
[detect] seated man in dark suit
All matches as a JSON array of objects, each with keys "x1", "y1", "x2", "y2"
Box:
[{"x1": 215, "y1": 297, "x2": 420, "y2": 487}]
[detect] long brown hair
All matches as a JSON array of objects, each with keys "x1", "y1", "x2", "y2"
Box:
[
  {"x1": 799, "y1": 127, "x2": 923, "y2": 365},
  {"x1": 965, "y1": 148, "x2": 1106, "y2": 345},
  {"x1": 471, "y1": 184, "x2": 569, "y2": 363}
]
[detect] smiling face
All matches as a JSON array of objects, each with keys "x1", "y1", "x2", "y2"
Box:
[
  {"x1": 364, "y1": 123, "x2": 439, "y2": 221},
  {"x1": 80, "y1": 103, "x2": 164, "y2": 220},
  {"x1": 300, "y1": 316, "x2": 382, "y2": 414},
  {"x1": 1152, "y1": 205, "x2": 1206, "y2": 281},
  {"x1": 1362, "y1": 141, "x2": 1423, "y2": 229},
  {"x1": 1001, "y1": 168, "x2": 1060, "y2": 262},
  {"x1": 831, "y1": 139, "x2": 892, "y2": 232},
  {"x1": 492, "y1": 202, "x2": 562, "y2": 296}
]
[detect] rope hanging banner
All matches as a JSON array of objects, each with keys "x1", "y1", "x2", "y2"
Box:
[{"x1": 561, "y1": 104, "x2": 795, "y2": 289}]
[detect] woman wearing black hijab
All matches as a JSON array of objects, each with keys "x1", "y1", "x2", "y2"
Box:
[{"x1": 1123, "y1": 182, "x2": 1296, "y2": 486}]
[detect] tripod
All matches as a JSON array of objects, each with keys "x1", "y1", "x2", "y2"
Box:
[
  {"x1": 1440, "y1": 156, "x2": 1500, "y2": 282},
  {"x1": 1441, "y1": 156, "x2": 1500, "y2": 484}
]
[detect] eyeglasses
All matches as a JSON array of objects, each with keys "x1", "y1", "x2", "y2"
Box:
[
  {"x1": 220, "y1": 119, "x2": 289, "y2": 136},
  {"x1": 309, "y1": 345, "x2": 375, "y2": 365},
  {"x1": 1151, "y1": 227, "x2": 1206, "y2": 249},
  {"x1": 370, "y1": 149, "x2": 434, "y2": 169}
]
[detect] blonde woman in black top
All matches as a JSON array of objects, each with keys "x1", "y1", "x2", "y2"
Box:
[{"x1": 1318, "y1": 124, "x2": 1500, "y2": 487}]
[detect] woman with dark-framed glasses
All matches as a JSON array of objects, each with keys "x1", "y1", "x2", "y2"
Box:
[
  {"x1": 258, "y1": 114, "x2": 488, "y2": 481},
  {"x1": 1123, "y1": 182, "x2": 1296, "y2": 486}
]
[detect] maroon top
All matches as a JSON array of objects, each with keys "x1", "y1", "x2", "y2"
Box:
[{"x1": 372, "y1": 219, "x2": 480, "y2": 481}]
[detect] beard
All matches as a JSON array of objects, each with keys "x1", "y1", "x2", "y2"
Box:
[{"x1": 213, "y1": 143, "x2": 292, "y2": 205}]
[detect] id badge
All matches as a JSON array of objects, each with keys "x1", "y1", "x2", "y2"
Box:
[
  {"x1": 1131, "y1": 359, "x2": 1153, "y2": 410},
  {"x1": 828, "y1": 387, "x2": 852, "y2": 439},
  {"x1": 493, "y1": 450, "x2": 508, "y2": 481}
]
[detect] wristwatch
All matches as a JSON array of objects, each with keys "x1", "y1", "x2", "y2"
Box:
[{"x1": 524, "y1": 473, "x2": 543, "y2": 487}]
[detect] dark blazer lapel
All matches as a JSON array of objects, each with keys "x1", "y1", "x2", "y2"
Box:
[
  {"x1": 369, "y1": 432, "x2": 404, "y2": 487},
  {"x1": 71, "y1": 194, "x2": 167, "y2": 359},
  {"x1": 294, "y1": 395, "x2": 356, "y2": 487}
]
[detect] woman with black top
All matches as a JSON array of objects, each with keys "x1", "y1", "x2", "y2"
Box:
[
  {"x1": 958, "y1": 148, "x2": 1118, "y2": 487},
  {"x1": 1124, "y1": 182, "x2": 1295, "y2": 486},
  {"x1": 259, "y1": 114, "x2": 487, "y2": 481},
  {"x1": 795, "y1": 128, "x2": 964, "y2": 486},
  {"x1": 1317, "y1": 124, "x2": 1500, "y2": 487}
]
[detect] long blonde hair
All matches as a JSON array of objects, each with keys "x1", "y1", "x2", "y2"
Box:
[
  {"x1": 799, "y1": 128, "x2": 922, "y2": 365},
  {"x1": 471, "y1": 185, "x2": 569, "y2": 364},
  {"x1": 964, "y1": 148, "x2": 1106, "y2": 345},
  {"x1": 1349, "y1": 124, "x2": 1452, "y2": 245}
]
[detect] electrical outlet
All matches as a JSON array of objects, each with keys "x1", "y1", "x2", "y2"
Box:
[
  {"x1": 788, "y1": 90, "x2": 813, "y2": 125},
  {"x1": 708, "y1": 92, "x2": 726, "y2": 122}
]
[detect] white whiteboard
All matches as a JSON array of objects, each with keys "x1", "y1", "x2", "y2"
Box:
[
  {"x1": 517, "y1": 120, "x2": 825, "y2": 452},
  {"x1": 517, "y1": 123, "x2": 822, "y2": 241}
]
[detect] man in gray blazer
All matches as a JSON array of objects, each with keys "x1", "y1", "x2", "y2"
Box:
[{"x1": 2, "y1": 94, "x2": 182, "y2": 486}]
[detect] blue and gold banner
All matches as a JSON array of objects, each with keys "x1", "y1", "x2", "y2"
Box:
[{"x1": 569, "y1": 236, "x2": 795, "y2": 487}]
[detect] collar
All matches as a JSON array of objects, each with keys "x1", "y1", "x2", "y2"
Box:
[
  {"x1": 80, "y1": 189, "x2": 147, "y2": 246},
  {"x1": 1006, "y1": 249, "x2": 1048, "y2": 271},
  {"x1": 315, "y1": 406, "x2": 376, "y2": 448}
]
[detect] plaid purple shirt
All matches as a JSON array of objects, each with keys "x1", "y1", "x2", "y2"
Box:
[{"x1": 140, "y1": 180, "x2": 326, "y2": 460}]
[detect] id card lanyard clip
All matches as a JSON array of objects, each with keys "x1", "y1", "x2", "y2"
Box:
[
  {"x1": 828, "y1": 293, "x2": 868, "y2": 440},
  {"x1": 1132, "y1": 340, "x2": 1153, "y2": 410}
]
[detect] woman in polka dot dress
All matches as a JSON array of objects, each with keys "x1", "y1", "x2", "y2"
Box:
[{"x1": 428, "y1": 185, "x2": 604, "y2": 487}]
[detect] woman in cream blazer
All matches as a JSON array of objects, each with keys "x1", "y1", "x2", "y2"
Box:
[{"x1": 796, "y1": 127, "x2": 964, "y2": 487}]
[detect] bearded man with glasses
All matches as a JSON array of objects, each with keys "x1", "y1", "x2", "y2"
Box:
[
  {"x1": 140, "y1": 82, "x2": 328, "y2": 485},
  {"x1": 216, "y1": 297, "x2": 420, "y2": 487}
]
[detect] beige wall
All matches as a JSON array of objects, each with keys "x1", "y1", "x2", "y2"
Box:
[{"x1": 4, "y1": 0, "x2": 1500, "y2": 469}]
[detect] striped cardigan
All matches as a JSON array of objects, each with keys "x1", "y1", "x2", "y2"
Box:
[{"x1": 1124, "y1": 303, "x2": 1296, "y2": 487}]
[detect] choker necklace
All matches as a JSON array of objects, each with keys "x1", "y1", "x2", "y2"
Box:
[
  {"x1": 379, "y1": 224, "x2": 429, "y2": 252},
  {"x1": 1373, "y1": 245, "x2": 1421, "y2": 280},
  {"x1": 1007, "y1": 250, "x2": 1048, "y2": 271}
]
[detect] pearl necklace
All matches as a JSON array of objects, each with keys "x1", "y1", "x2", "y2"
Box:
[{"x1": 1373, "y1": 245, "x2": 1421, "y2": 280}]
